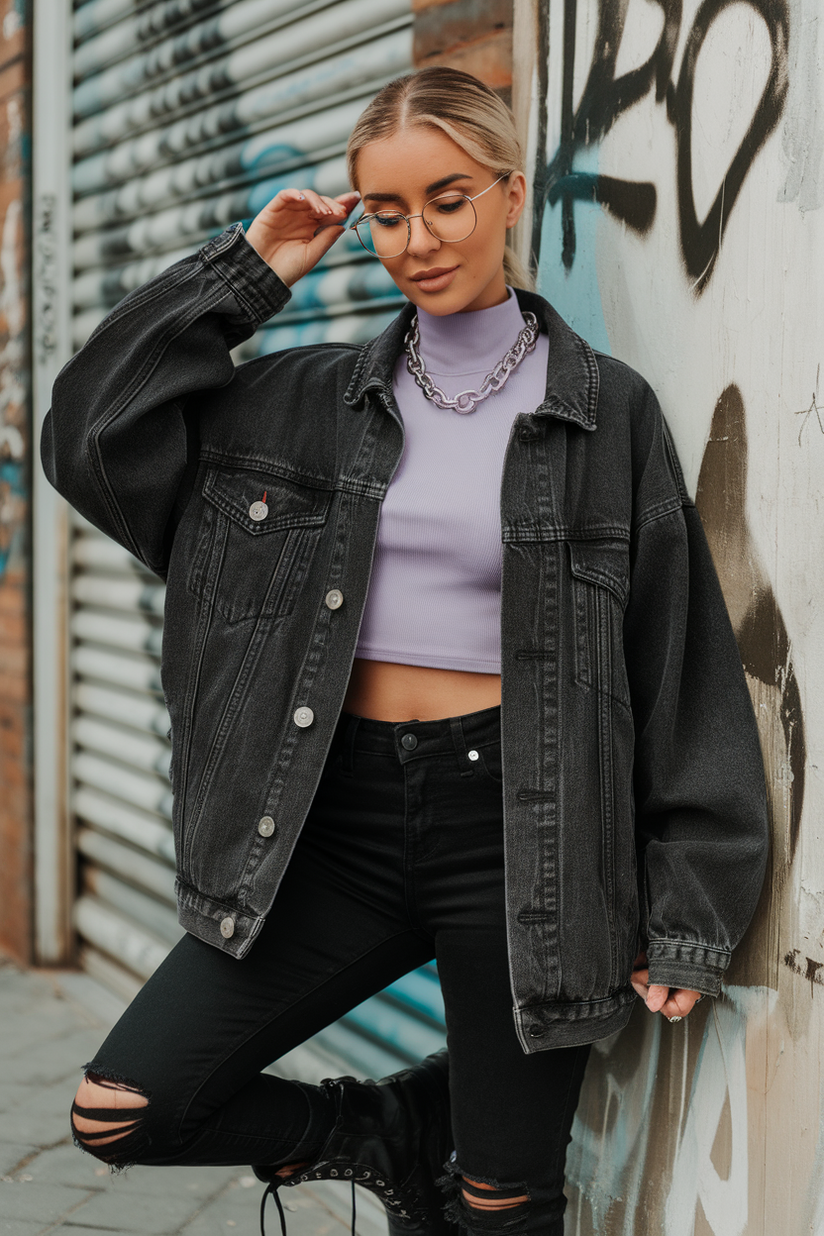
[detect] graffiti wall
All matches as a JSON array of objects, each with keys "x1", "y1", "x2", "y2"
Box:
[
  {"x1": 516, "y1": 1, "x2": 824, "y2": 1231},
  {"x1": 0, "y1": 0, "x2": 32, "y2": 962}
]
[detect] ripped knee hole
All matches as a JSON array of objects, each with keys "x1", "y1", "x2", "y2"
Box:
[
  {"x1": 461, "y1": 1178, "x2": 530, "y2": 1211},
  {"x1": 71, "y1": 1071, "x2": 149, "y2": 1151}
]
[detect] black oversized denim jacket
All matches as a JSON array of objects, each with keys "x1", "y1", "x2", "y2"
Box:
[{"x1": 42, "y1": 222, "x2": 768, "y2": 1051}]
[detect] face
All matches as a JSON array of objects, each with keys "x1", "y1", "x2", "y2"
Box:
[{"x1": 353, "y1": 126, "x2": 526, "y2": 315}]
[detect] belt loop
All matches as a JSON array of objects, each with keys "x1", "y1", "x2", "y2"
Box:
[
  {"x1": 449, "y1": 715, "x2": 475, "y2": 777},
  {"x1": 340, "y1": 715, "x2": 360, "y2": 777}
]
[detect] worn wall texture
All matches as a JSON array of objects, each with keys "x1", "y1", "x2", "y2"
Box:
[
  {"x1": 515, "y1": 1, "x2": 823, "y2": 1232},
  {"x1": 0, "y1": 0, "x2": 31, "y2": 963},
  {"x1": 412, "y1": 0, "x2": 514, "y2": 98}
]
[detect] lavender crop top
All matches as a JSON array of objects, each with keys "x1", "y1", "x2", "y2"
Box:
[{"x1": 355, "y1": 289, "x2": 550, "y2": 674}]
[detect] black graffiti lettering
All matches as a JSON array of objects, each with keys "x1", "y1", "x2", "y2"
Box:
[
  {"x1": 673, "y1": 0, "x2": 790, "y2": 289},
  {"x1": 537, "y1": 0, "x2": 790, "y2": 293},
  {"x1": 784, "y1": 949, "x2": 824, "y2": 993},
  {"x1": 796, "y1": 365, "x2": 824, "y2": 444}
]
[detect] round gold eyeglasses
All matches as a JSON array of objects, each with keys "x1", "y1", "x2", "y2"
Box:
[{"x1": 349, "y1": 173, "x2": 511, "y2": 258}]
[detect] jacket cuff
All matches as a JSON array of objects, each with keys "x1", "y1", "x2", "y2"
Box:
[
  {"x1": 199, "y1": 222, "x2": 291, "y2": 325},
  {"x1": 645, "y1": 940, "x2": 730, "y2": 997}
]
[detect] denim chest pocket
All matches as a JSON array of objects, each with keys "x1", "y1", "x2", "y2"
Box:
[
  {"x1": 568, "y1": 540, "x2": 631, "y2": 708},
  {"x1": 189, "y1": 467, "x2": 331, "y2": 624}
]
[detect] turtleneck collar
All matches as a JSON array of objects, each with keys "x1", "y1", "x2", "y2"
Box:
[{"x1": 415, "y1": 287, "x2": 529, "y2": 376}]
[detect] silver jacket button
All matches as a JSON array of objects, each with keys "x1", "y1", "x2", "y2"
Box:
[
  {"x1": 220, "y1": 916, "x2": 235, "y2": 939},
  {"x1": 467, "y1": 749, "x2": 479, "y2": 761},
  {"x1": 325, "y1": 589, "x2": 343, "y2": 610},
  {"x1": 249, "y1": 501, "x2": 268, "y2": 521},
  {"x1": 294, "y1": 706, "x2": 314, "y2": 728},
  {"x1": 258, "y1": 815, "x2": 275, "y2": 837}
]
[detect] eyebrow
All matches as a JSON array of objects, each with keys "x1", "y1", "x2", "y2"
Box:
[{"x1": 361, "y1": 172, "x2": 473, "y2": 204}]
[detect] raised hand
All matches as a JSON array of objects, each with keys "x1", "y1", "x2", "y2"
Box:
[{"x1": 245, "y1": 188, "x2": 362, "y2": 288}]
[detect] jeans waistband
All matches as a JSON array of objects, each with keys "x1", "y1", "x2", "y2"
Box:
[{"x1": 332, "y1": 704, "x2": 501, "y2": 769}]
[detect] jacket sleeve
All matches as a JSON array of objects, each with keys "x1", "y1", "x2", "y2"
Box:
[
  {"x1": 623, "y1": 408, "x2": 769, "y2": 998},
  {"x1": 40, "y1": 223, "x2": 291, "y2": 576}
]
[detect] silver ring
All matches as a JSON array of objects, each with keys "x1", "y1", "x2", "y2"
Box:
[{"x1": 668, "y1": 1015, "x2": 682, "y2": 1023}]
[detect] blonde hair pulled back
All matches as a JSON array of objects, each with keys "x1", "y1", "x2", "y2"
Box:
[{"x1": 346, "y1": 67, "x2": 534, "y2": 291}]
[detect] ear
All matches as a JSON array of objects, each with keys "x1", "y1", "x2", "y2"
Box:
[{"x1": 505, "y1": 172, "x2": 527, "y2": 229}]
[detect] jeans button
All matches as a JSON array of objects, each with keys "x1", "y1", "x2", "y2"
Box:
[
  {"x1": 220, "y1": 916, "x2": 235, "y2": 939},
  {"x1": 257, "y1": 815, "x2": 275, "y2": 837},
  {"x1": 467, "y1": 749, "x2": 479, "y2": 761},
  {"x1": 325, "y1": 589, "x2": 343, "y2": 610},
  {"x1": 249, "y1": 501, "x2": 268, "y2": 521},
  {"x1": 527, "y1": 1024, "x2": 545, "y2": 1038},
  {"x1": 400, "y1": 733, "x2": 418, "y2": 751},
  {"x1": 294, "y1": 707, "x2": 314, "y2": 728}
]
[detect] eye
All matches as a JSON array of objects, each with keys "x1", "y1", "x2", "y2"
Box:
[
  {"x1": 374, "y1": 212, "x2": 404, "y2": 229},
  {"x1": 432, "y1": 195, "x2": 468, "y2": 214}
]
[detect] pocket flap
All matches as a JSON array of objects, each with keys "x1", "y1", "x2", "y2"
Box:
[
  {"x1": 203, "y1": 467, "x2": 331, "y2": 535},
  {"x1": 568, "y1": 540, "x2": 630, "y2": 606}
]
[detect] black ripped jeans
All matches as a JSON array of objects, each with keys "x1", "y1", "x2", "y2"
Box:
[{"x1": 78, "y1": 707, "x2": 590, "y2": 1228}]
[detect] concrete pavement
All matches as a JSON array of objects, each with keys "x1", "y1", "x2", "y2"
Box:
[{"x1": 0, "y1": 956, "x2": 386, "y2": 1236}]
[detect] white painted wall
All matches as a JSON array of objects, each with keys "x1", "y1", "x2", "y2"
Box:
[{"x1": 514, "y1": 2, "x2": 824, "y2": 1231}]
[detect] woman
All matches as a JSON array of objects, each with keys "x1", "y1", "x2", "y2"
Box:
[{"x1": 43, "y1": 67, "x2": 768, "y2": 1236}]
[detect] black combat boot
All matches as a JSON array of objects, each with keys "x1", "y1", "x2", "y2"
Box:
[{"x1": 255, "y1": 1049, "x2": 459, "y2": 1236}]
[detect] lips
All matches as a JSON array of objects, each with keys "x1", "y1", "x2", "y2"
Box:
[
  {"x1": 410, "y1": 266, "x2": 458, "y2": 282},
  {"x1": 408, "y1": 265, "x2": 459, "y2": 293}
]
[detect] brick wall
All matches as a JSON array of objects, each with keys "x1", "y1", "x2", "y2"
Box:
[
  {"x1": 412, "y1": 0, "x2": 514, "y2": 100},
  {"x1": 0, "y1": 0, "x2": 32, "y2": 964}
]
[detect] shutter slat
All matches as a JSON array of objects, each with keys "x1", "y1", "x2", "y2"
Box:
[
  {"x1": 77, "y1": 826, "x2": 177, "y2": 903},
  {"x1": 74, "y1": 14, "x2": 410, "y2": 157},
  {"x1": 74, "y1": 787, "x2": 176, "y2": 860}
]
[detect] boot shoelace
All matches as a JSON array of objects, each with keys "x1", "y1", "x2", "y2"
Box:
[
  {"x1": 260, "y1": 1164, "x2": 421, "y2": 1236},
  {"x1": 261, "y1": 1178, "x2": 358, "y2": 1236}
]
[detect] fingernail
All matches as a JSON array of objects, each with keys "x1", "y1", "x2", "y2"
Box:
[
  {"x1": 298, "y1": 194, "x2": 305, "y2": 200},
  {"x1": 668, "y1": 1016, "x2": 682, "y2": 1024}
]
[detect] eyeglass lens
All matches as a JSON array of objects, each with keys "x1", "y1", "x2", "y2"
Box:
[{"x1": 355, "y1": 193, "x2": 476, "y2": 258}]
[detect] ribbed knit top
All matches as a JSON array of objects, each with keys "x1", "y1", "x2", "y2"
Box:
[{"x1": 355, "y1": 289, "x2": 550, "y2": 674}]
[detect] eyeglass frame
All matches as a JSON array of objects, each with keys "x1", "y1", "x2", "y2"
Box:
[{"x1": 348, "y1": 172, "x2": 512, "y2": 258}]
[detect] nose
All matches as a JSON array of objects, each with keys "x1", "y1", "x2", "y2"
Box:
[{"x1": 406, "y1": 214, "x2": 441, "y2": 259}]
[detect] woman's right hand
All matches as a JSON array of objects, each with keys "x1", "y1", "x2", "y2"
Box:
[{"x1": 245, "y1": 188, "x2": 362, "y2": 288}]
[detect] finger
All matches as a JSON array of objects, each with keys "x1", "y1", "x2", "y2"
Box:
[
  {"x1": 305, "y1": 220, "x2": 347, "y2": 260},
  {"x1": 661, "y1": 989, "x2": 702, "y2": 1020},
  {"x1": 630, "y1": 974, "x2": 649, "y2": 1001},
  {"x1": 645, "y1": 984, "x2": 670, "y2": 1013},
  {"x1": 630, "y1": 968, "x2": 650, "y2": 1000},
  {"x1": 334, "y1": 191, "x2": 362, "y2": 215},
  {"x1": 302, "y1": 189, "x2": 343, "y2": 218}
]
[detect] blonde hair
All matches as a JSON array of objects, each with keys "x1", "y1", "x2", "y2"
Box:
[{"x1": 346, "y1": 67, "x2": 534, "y2": 291}]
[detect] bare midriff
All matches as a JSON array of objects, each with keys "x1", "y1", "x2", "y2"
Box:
[{"x1": 342, "y1": 658, "x2": 502, "y2": 722}]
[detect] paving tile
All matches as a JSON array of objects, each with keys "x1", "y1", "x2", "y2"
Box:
[
  {"x1": 0, "y1": 1087, "x2": 32, "y2": 1114},
  {"x1": 1, "y1": 1032, "x2": 105, "y2": 1088},
  {"x1": 3, "y1": 1143, "x2": 105, "y2": 1189},
  {"x1": 0, "y1": 1144, "x2": 38, "y2": 1177},
  {"x1": 48, "y1": 1229, "x2": 126, "y2": 1236},
  {"x1": 99, "y1": 1163, "x2": 240, "y2": 1198},
  {"x1": 0, "y1": 1180, "x2": 95, "y2": 1222},
  {"x1": 66, "y1": 1185, "x2": 211, "y2": 1234},
  {"x1": 181, "y1": 1175, "x2": 343, "y2": 1236},
  {"x1": 0, "y1": 1220, "x2": 46, "y2": 1236},
  {"x1": 0, "y1": 1106, "x2": 72, "y2": 1149}
]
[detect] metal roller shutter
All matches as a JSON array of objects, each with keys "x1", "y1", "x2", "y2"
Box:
[{"x1": 69, "y1": 0, "x2": 447, "y2": 1072}]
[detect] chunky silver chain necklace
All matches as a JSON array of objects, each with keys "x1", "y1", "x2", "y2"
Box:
[{"x1": 404, "y1": 310, "x2": 540, "y2": 414}]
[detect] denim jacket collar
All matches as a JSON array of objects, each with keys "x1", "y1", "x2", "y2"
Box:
[{"x1": 343, "y1": 287, "x2": 599, "y2": 431}]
